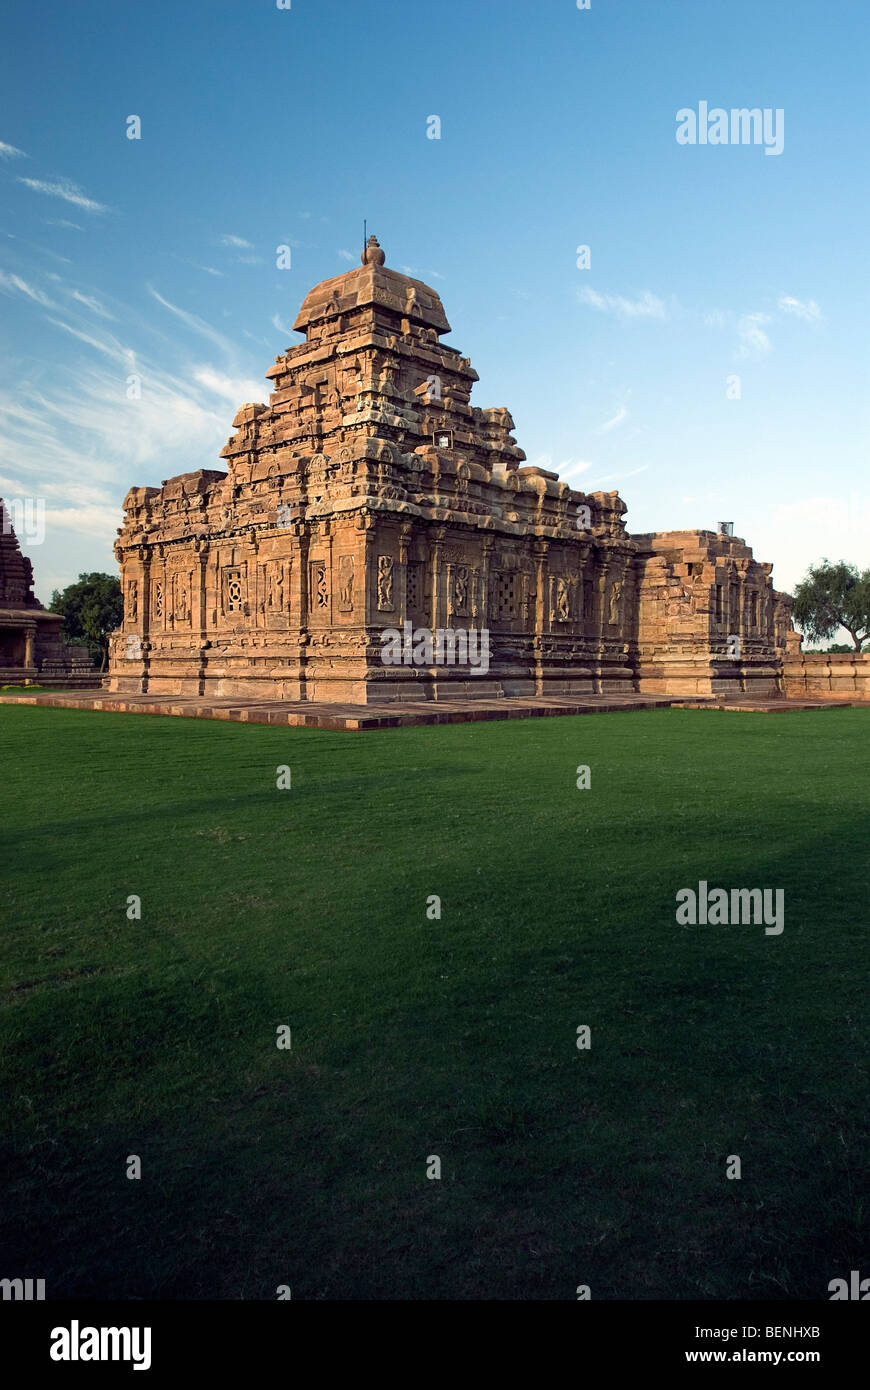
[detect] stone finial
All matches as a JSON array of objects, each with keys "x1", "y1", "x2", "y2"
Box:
[{"x1": 361, "y1": 234, "x2": 386, "y2": 267}]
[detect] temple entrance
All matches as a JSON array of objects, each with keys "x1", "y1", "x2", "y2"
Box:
[{"x1": 0, "y1": 626, "x2": 27, "y2": 666}]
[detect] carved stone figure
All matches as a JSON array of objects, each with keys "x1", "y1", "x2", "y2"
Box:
[
  {"x1": 176, "y1": 575, "x2": 189, "y2": 622},
  {"x1": 377, "y1": 555, "x2": 394, "y2": 611},
  {"x1": 338, "y1": 555, "x2": 354, "y2": 611},
  {"x1": 557, "y1": 578, "x2": 570, "y2": 622},
  {"x1": 453, "y1": 565, "x2": 469, "y2": 615},
  {"x1": 609, "y1": 580, "x2": 622, "y2": 625}
]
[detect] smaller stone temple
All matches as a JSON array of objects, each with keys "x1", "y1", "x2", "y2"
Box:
[
  {"x1": 632, "y1": 529, "x2": 795, "y2": 696},
  {"x1": 0, "y1": 499, "x2": 96, "y2": 686}
]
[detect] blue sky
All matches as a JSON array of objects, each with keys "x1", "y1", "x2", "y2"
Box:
[{"x1": 1, "y1": 0, "x2": 867, "y2": 607}]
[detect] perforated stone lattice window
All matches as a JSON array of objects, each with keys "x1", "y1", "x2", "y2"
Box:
[
  {"x1": 154, "y1": 581, "x2": 163, "y2": 618},
  {"x1": 312, "y1": 563, "x2": 329, "y2": 609},
  {"x1": 494, "y1": 571, "x2": 516, "y2": 620},
  {"x1": 225, "y1": 570, "x2": 244, "y2": 613},
  {"x1": 406, "y1": 562, "x2": 423, "y2": 613}
]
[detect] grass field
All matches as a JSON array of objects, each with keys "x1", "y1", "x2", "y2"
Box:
[{"x1": 1, "y1": 703, "x2": 868, "y2": 1300}]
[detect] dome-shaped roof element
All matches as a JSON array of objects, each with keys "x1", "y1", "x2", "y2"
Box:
[
  {"x1": 361, "y1": 234, "x2": 386, "y2": 266},
  {"x1": 292, "y1": 242, "x2": 451, "y2": 337}
]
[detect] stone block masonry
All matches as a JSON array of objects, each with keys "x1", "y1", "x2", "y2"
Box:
[{"x1": 107, "y1": 237, "x2": 793, "y2": 704}]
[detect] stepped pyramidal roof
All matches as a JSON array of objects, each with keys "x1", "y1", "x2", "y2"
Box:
[
  {"x1": 217, "y1": 233, "x2": 531, "y2": 487},
  {"x1": 0, "y1": 499, "x2": 40, "y2": 611}
]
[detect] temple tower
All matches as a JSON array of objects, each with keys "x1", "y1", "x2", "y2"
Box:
[{"x1": 109, "y1": 239, "x2": 637, "y2": 701}]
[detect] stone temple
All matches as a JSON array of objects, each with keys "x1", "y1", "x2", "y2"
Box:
[
  {"x1": 0, "y1": 499, "x2": 94, "y2": 686},
  {"x1": 107, "y1": 237, "x2": 794, "y2": 703}
]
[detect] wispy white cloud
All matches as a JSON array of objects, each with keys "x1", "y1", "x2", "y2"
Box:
[
  {"x1": 271, "y1": 312, "x2": 293, "y2": 335},
  {"x1": 46, "y1": 318, "x2": 127, "y2": 359},
  {"x1": 0, "y1": 258, "x2": 273, "y2": 592},
  {"x1": 0, "y1": 139, "x2": 28, "y2": 159},
  {"x1": 525, "y1": 455, "x2": 594, "y2": 484},
  {"x1": 337, "y1": 249, "x2": 356, "y2": 263},
  {"x1": 578, "y1": 287, "x2": 667, "y2": 320},
  {"x1": 778, "y1": 294, "x2": 821, "y2": 322},
  {"x1": 193, "y1": 366, "x2": 265, "y2": 405},
  {"x1": 69, "y1": 289, "x2": 115, "y2": 319},
  {"x1": 0, "y1": 352, "x2": 234, "y2": 539},
  {"x1": 18, "y1": 176, "x2": 109, "y2": 214},
  {"x1": 399, "y1": 263, "x2": 445, "y2": 282},
  {"x1": 4, "y1": 232, "x2": 73, "y2": 266},
  {"x1": 197, "y1": 265, "x2": 224, "y2": 276},
  {"x1": 707, "y1": 297, "x2": 819, "y2": 358},
  {"x1": 736, "y1": 312, "x2": 772, "y2": 359},
  {"x1": 591, "y1": 464, "x2": 649, "y2": 485},
  {"x1": 219, "y1": 233, "x2": 253, "y2": 249},
  {"x1": 148, "y1": 286, "x2": 235, "y2": 354},
  {"x1": 0, "y1": 269, "x2": 56, "y2": 307},
  {"x1": 557, "y1": 459, "x2": 595, "y2": 481},
  {"x1": 596, "y1": 405, "x2": 629, "y2": 435}
]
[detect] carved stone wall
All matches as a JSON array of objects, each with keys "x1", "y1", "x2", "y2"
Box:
[{"x1": 107, "y1": 241, "x2": 790, "y2": 703}]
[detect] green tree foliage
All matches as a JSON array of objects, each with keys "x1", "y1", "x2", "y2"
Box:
[
  {"x1": 49, "y1": 572, "x2": 122, "y2": 670},
  {"x1": 792, "y1": 560, "x2": 870, "y2": 651}
]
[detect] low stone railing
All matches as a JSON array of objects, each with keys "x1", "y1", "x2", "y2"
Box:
[{"x1": 783, "y1": 652, "x2": 870, "y2": 700}]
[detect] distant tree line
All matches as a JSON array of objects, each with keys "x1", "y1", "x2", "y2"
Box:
[{"x1": 50, "y1": 572, "x2": 122, "y2": 671}]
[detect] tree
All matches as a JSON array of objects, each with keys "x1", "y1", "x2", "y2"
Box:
[
  {"x1": 791, "y1": 560, "x2": 870, "y2": 651},
  {"x1": 50, "y1": 572, "x2": 123, "y2": 671}
]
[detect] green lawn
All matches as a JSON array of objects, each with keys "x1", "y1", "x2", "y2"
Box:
[{"x1": 1, "y1": 704, "x2": 868, "y2": 1300}]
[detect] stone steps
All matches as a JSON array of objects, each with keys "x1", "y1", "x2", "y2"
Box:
[{"x1": 1, "y1": 689, "x2": 861, "y2": 730}]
